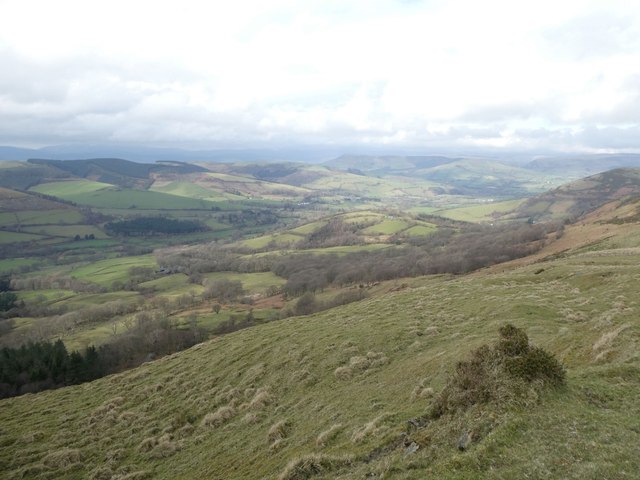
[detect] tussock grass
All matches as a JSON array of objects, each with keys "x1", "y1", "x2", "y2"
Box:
[
  {"x1": 267, "y1": 419, "x2": 291, "y2": 445},
  {"x1": 201, "y1": 406, "x2": 236, "y2": 428},
  {"x1": 351, "y1": 413, "x2": 394, "y2": 444},
  {"x1": 315, "y1": 423, "x2": 343, "y2": 447},
  {"x1": 41, "y1": 447, "x2": 81, "y2": 468},
  {"x1": 248, "y1": 388, "x2": 274, "y2": 410},
  {"x1": 277, "y1": 453, "x2": 353, "y2": 480},
  {"x1": 2, "y1": 220, "x2": 640, "y2": 479}
]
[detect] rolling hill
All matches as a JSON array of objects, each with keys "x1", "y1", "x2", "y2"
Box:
[
  {"x1": 508, "y1": 168, "x2": 640, "y2": 221},
  {"x1": 526, "y1": 153, "x2": 640, "y2": 178},
  {"x1": 1, "y1": 184, "x2": 640, "y2": 479},
  {"x1": 324, "y1": 155, "x2": 561, "y2": 197}
]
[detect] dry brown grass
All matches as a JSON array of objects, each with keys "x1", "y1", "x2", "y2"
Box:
[
  {"x1": 201, "y1": 405, "x2": 236, "y2": 428},
  {"x1": 315, "y1": 423, "x2": 343, "y2": 448},
  {"x1": 41, "y1": 448, "x2": 81, "y2": 468},
  {"x1": 267, "y1": 419, "x2": 291, "y2": 445},
  {"x1": 277, "y1": 453, "x2": 353, "y2": 480}
]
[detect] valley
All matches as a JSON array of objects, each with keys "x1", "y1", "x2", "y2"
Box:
[{"x1": 0, "y1": 155, "x2": 639, "y2": 479}]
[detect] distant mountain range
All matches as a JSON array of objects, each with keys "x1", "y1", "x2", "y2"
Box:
[{"x1": 0, "y1": 145, "x2": 344, "y2": 163}]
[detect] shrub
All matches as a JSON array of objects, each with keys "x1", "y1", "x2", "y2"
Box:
[{"x1": 429, "y1": 324, "x2": 565, "y2": 418}]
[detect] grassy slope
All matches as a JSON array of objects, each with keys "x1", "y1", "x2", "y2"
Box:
[
  {"x1": 70, "y1": 255, "x2": 157, "y2": 286},
  {"x1": 434, "y1": 198, "x2": 526, "y2": 222},
  {"x1": 30, "y1": 180, "x2": 113, "y2": 196},
  {"x1": 1, "y1": 206, "x2": 639, "y2": 479}
]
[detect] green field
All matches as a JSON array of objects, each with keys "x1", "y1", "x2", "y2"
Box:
[
  {"x1": 17, "y1": 289, "x2": 76, "y2": 304},
  {"x1": 138, "y1": 273, "x2": 191, "y2": 292},
  {"x1": 70, "y1": 255, "x2": 158, "y2": 286},
  {"x1": 21, "y1": 225, "x2": 107, "y2": 239},
  {"x1": 0, "y1": 257, "x2": 43, "y2": 273},
  {"x1": 30, "y1": 179, "x2": 113, "y2": 196},
  {"x1": 0, "y1": 230, "x2": 44, "y2": 243},
  {"x1": 0, "y1": 209, "x2": 84, "y2": 227},
  {"x1": 203, "y1": 271, "x2": 285, "y2": 294},
  {"x1": 435, "y1": 198, "x2": 525, "y2": 222},
  {"x1": 240, "y1": 232, "x2": 303, "y2": 250},
  {"x1": 361, "y1": 218, "x2": 409, "y2": 235},
  {"x1": 340, "y1": 211, "x2": 386, "y2": 224},
  {"x1": 404, "y1": 224, "x2": 437, "y2": 236},
  {"x1": 33, "y1": 186, "x2": 223, "y2": 210},
  {"x1": 150, "y1": 181, "x2": 228, "y2": 201},
  {"x1": 287, "y1": 220, "x2": 327, "y2": 235}
]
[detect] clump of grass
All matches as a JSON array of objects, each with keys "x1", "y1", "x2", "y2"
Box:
[
  {"x1": 242, "y1": 363, "x2": 266, "y2": 384},
  {"x1": 201, "y1": 406, "x2": 236, "y2": 428},
  {"x1": 249, "y1": 388, "x2": 274, "y2": 410},
  {"x1": 111, "y1": 470, "x2": 152, "y2": 480},
  {"x1": 267, "y1": 419, "x2": 291, "y2": 446},
  {"x1": 21, "y1": 430, "x2": 44, "y2": 443},
  {"x1": 138, "y1": 437, "x2": 157, "y2": 452},
  {"x1": 150, "y1": 434, "x2": 180, "y2": 458},
  {"x1": 410, "y1": 378, "x2": 434, "y2": 401},
  {"x1": 105, "y1": 448, "x2": 125, "y2": 462},
  {"x1": 277, "y1": 453, "x2": 353, "y2": 480},
  {"x1": 292, "y1": 368, "x2": 316, "y2": 386},
  {"x1": 349, "y1": 355, "x2": 371, "y2": 371},
  {"x1": 334, "y1": 366, "x2": 353, "y2": 380},
  {"x1": 429, "y1": 324, "x2": 566, "y2": 419},
  {"x1": 90, "y1": 465, "x2": 114, "y2": 480},
  {"x1": 42, "y1": 448, "x2": 81, "y2": 468},
  {"x1": 351, "y1": 413, "x2": 393, "y2": 444},
  {"x1": 316, "y1": 423, "x2": 343, "y2": 447},
  {"x1": 242, "y1": 412, "x2": 260, "y2": 424},
  {"x1": 335, "y1": 352, "x2": 389, "y2": 380}
]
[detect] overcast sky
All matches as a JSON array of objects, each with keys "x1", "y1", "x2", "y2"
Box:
[{"x1": 1, "y1": 0, "x2": 639, "y2": 153}]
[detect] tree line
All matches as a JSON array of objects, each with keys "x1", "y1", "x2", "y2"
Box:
[
  {"x1": 0, "y1": 313, "x2": 206, "y2": 398},
  {"x1": 105, "y1": 217, "x2": 205, "y2": 236}
]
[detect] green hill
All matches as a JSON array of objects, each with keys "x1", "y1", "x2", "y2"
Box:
[
  {"x1": 526, "y1": 153, "x2": 640, "y2": 178},
  {"x1": 324, "y1": 156, "x2": 561, "y2": 197},
  {"x1": 1, "y1": 198, "x2": 639, "y2": 479},
  {"x1": 509, "y1": 168, "x2": 640, "y2": 221},
  {"x1": 28, "y1": 158, "x2": 207, "y2": 189}
]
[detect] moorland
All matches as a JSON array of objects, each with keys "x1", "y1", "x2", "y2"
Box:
[{"x1": 0, "y1": 154, "x2": 639, "y2": 479}]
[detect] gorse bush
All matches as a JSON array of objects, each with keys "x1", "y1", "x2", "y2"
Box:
[
  {"x1": 497, "y1": 324, "x2": 566, "y2": 385},
  {"x1": 430, "y1": 324, "x2": 565, "y2": 418}
]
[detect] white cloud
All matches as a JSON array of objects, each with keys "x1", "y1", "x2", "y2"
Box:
[{"x1": 0, "y1": 0, "x2": 640, "y2": 151}]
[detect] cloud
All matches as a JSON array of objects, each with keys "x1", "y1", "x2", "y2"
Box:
[{"x1": 0, "y1": 0, "x2": 639, "y2": 152}]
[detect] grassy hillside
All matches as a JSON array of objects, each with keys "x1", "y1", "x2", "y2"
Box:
[
  {"x1": 509, "y1": 168, "x2": 640, "y2": 221},
  {"x1": 323, "y1": 156, "x2": 562, "y2": 197},
  {"x1": 526, "y1": 153, "x2": 640, "y2": 178},
  {"x1": 1, "y1": 199, "x2": 639, "y2": 479}
]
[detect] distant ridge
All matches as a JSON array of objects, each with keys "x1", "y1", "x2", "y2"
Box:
[
  {"x1": 525, "y1": 153, "x2": 640, "y2": 177},
  {"x1": 27, "y1": 158, "x2": 207, "y2": 188},
  {"x1": 510, "y1": 167, "x2": 640, "y2": 221}
]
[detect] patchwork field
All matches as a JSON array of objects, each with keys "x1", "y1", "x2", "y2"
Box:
[{"x1": 434, "y1": 198, "x2": 526, "y2": 222}]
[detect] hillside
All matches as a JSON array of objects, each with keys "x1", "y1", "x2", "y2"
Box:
[
  {"x1": 1, "y1": 197, "x2": 639, "y2": 479},
  {"x1": 508, "y1": 168, "x2": 640, "y2": 222},
  {"x1": 28, "y1": 158, "x2": 208, "y2": 189},
  {"x1": 526, "y1": 153, "x2": 640, "y2": 178},
  {"x1": 323, "y1": 155, "x2": 561, "y2": 197}
]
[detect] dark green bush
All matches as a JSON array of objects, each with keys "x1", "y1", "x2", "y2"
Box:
[
  {"x1": 429, "y1": 324, "x2": 565, "y2": 418},
  {"x1": 505, "y1": 346, "x2": 566, "y2": 385}
]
